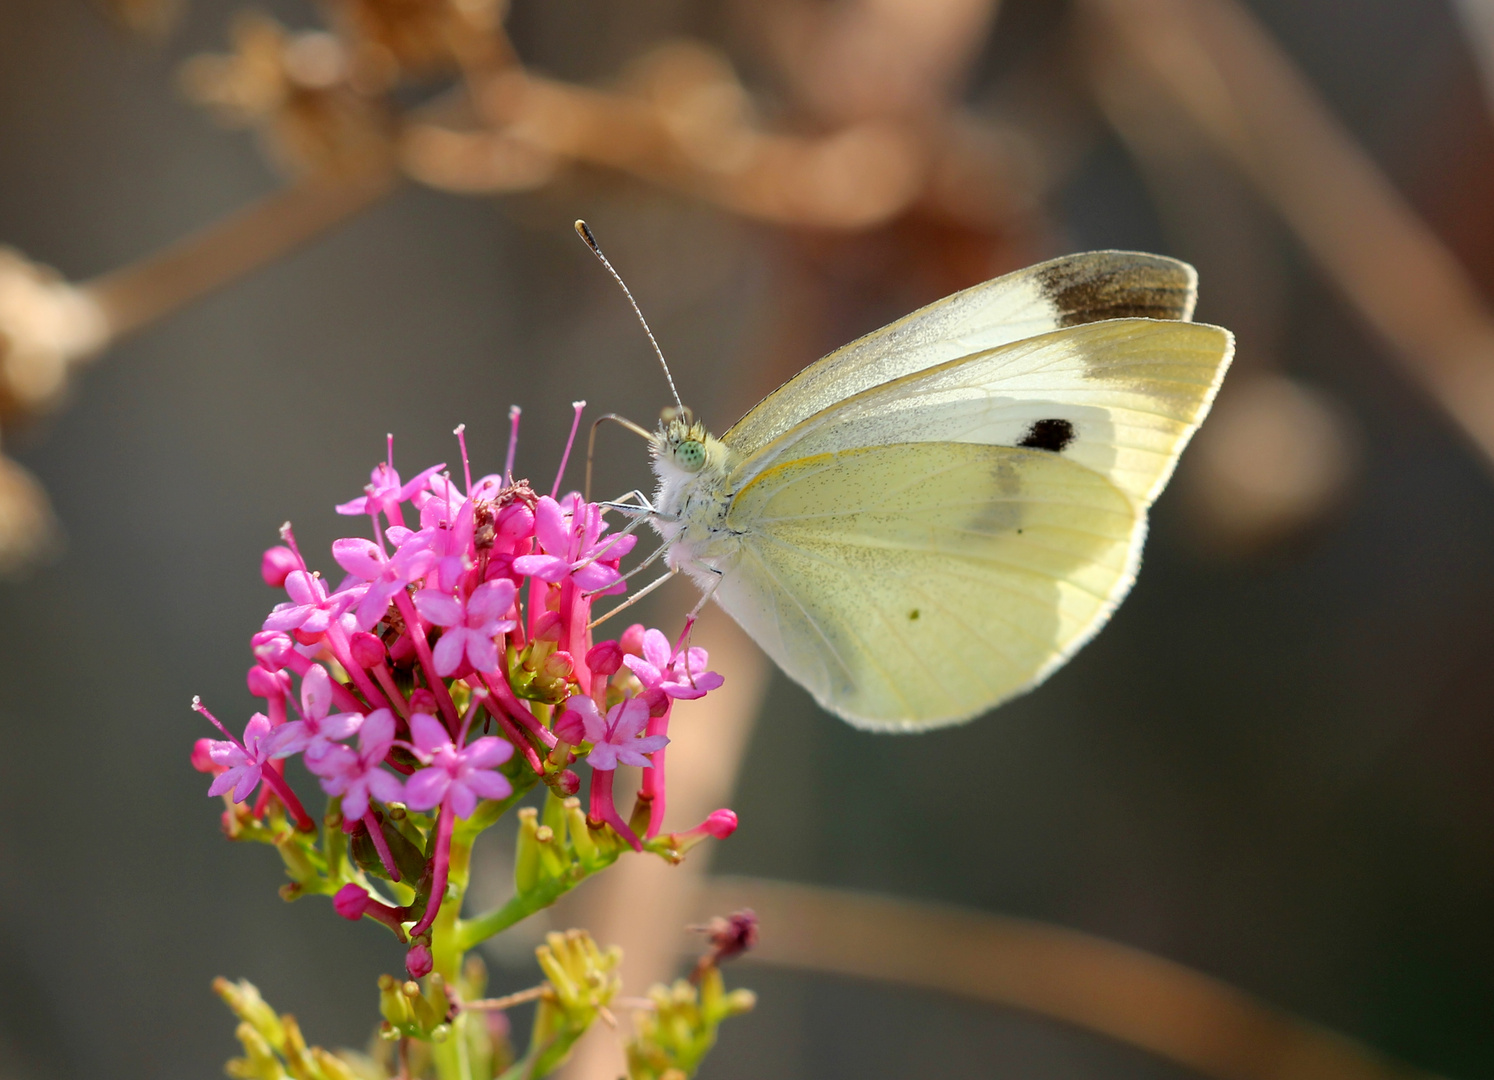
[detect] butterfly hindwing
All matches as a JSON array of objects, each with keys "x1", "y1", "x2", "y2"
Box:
[{"x1": 715, "y1": 441, "x2": 1142, "y2": 729}]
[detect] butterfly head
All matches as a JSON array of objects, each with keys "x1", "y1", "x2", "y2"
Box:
[{"x1": 651, "y1": 406, "x2": 730, "y2": 489}]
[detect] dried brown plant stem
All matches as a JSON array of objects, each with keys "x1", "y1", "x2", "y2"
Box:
[
  {"x1": 81, "y1": 171, "x2": 396, "y2": 343},
  {"x1": 698, "y1": 876, "x2": 1441, "y2": 1080},
  {"x1": 1085, "y1": 0, "x2": 1494, "y2": 469}
]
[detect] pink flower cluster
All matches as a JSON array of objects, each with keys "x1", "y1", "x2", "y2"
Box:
[{"x1": 193, "y1": 409, "x2": 734, "y2": 969}]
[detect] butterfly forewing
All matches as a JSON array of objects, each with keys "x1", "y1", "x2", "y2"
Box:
[
  {"x1": 715, "y1": 442, "x2": 1141, "y2": 729},
  {"x1": 728, "y1": 319, "x2": 1233, "y2": 510},
  {"x1": 723, "y1": 252, "x2": 1200, "y2": 457}
]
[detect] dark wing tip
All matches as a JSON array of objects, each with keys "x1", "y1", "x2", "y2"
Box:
[{"x1": 1035, "y1": 251, "x2": 1198, "y2": 326}]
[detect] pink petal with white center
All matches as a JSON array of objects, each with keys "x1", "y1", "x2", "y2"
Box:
[
  {"x1": 414, "y1": 589, "x2": 463, "y2": 628},
  {"x1": 467, "y1": 579, "x2": 516, "y2": 622},
  {"x1": 243, "y1": 714, "x2": 273, "y2": 750},
  {"x1": 231, "y1": 764, "x2": 263, "y2": 802},
  {"x1": 465, "y1": 634, "x2": 500, "y2": 675},
  {"x1": 319, "y1": 711, "x2": 362, "y2": 742},
  {"x1": 300, "y1": 665, "x2": 333, "y2": 719},
  {"x1": 266, "y1": 721, "x2": 309, "y2": 758},
  {"x1": 531, "y1": 496, "x2": 568, "y2": 556},
  {"x1": 623, "y1": 654, "x2": 663, "y2": 689},
  {"x1": 573, "y1": 563, "x2": 624, "y2": 593},
  {"x1": 404, "y1": 767, "x2": 450, "y2": 811},
  {"x1": 641, "y1": 629, "x2": 672, "y2": 672},
  {"x1": 409, "y1": 713, "x2": 451, "y2": 757},
  {"x1": 262, "y1": 603, "x2": 307, "y2": 632},
  {"x1": 309, "y1": 742, "x2": 357, "y2": 781},
  {"x1": 333, "y1": 538, "x2": 385, "y2": 581},
  {"x1": 587, "y1": 743, "x2": 620, "y2": 770},
  {"x1": 447, "y1": 783, "x2": 478, "y2": 819},
  {"x1": 610, "y1": 698, "x2": 651, "y2": 740},
  {"x1": 431, "y1": 629, "x2": 467, "y2": 676},
  {"x1": 283, "y1": 572, "x2": 323, "y2": 607},
  {"x1": 510, "y1": 553, "x2": 569, "y2": 582},
  {"x1": 567, "y1": 696, "x2": 607, "y2": 744},
  {"x1": 359, "y1": 708, "x2": 397, "y2": 750},
  {"x1": 464, "y1": 770, "x2": 513, "y2": 802},
  {"x1": 366, "y1": 769, "x2": 404, "y2": 805},
  {"x1": 462, "y1": 736, "x2": 513, "y2": 770}
]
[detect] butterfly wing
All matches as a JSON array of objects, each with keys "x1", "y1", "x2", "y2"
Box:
[
  {"x1": 716, "y1": 441, "x2": 1141, "y2": 729},
  {"x1": 723, "y1": 251, "x2": 1200, "y2": 457},
  {"x1": 712, "y1": 318, "x2": 1233, "y2": 728},
  {"x1": 729, "y1": 319, "x2": 1234, "y2": 509}
]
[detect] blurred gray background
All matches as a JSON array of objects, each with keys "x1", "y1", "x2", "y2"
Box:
[{"x1": 1, "y1": 1, "x2": 1492, "y2": 1078}]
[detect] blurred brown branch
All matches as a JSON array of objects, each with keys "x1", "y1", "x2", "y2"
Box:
[
  {"x1": 698, "y1": 875, "x2": 1442, "y2": 1080},
  {"x1": 81, "y1": 173, "x2": 395, "y2": 342}
]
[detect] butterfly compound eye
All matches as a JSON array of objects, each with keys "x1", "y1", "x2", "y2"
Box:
[{"x1": 675, "y1": 439, "x2": 706, "y2": 471}]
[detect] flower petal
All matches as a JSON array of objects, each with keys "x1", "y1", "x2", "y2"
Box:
[
  {"x1": 332, "y1": 538, "x2": 385, "y2": 581},
  {"x1": 467, "y1": 579, "x2": 516, "y2": 622},
  {"x1": 531, "y1": 496, "x2": 568, "y2": 555},
  {"x1": 403, "y1": 767, "x2": 450, "y2": 811},
  {"x1": 461, "y1": 736, "x2": 514, "y2": 770},
  {"x1": 431, "y1": 630, "x2": 465, "y2": 677},
  {"x1": 409, "y1": 712, "x2": 452, "y2": 756},
  {"x1": 413, "y1": 589, "x2": 463, "y2": 628},
  {"x1": 447, "y1": 783, "x2": 478, "y2": 820},
  {"x1": 464, "y1": 770, "x2": 513, "y2": 802}
]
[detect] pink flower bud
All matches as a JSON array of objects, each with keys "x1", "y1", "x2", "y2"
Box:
[
  {"x1": 350, "y1": 632, "x2": 386, "y2": 669},
  {"x1": 333, "y1": 883, "x2": 371, "y2": 921},
  {"x1": 553, "y1": 706, "x2": 586, "y2": 745},
  {"x1": 643, "y1": 687, "x2": 670, "y2": 718},
  {"x1": 586, "y1": 640, "x2": 623, "y2": 677},
  {"x1": 261, "y1": 546, "x2": 299, "y2": 588},
  {"x1": 620, "y1": 623, "x2": 647, "y2": 657},
  {"x1": 495, "y1": 502, "x2": 534, "y2": 540},
  {"x1": 542, "y1": 651, "x2": 574, "y2": 680},
  {"x1": 555, "y1": 769, "x2": 581, "y2": 797},
  {"x1": 405, "y1": 941, "x2": 433, "y2": 978},
  {"x1": 409, "y1": 689, "x2": 438, "y2": 716},
  {"x1": 190, "y1": 738, "x2": 224, "y2": 775},
  {"x1": 533, "y1": 610, "x2": 562, "y2": 642},
  {"x1": 702, "y1": 809, "x2": 738, "y2": 839},
  {"x1": 251, "y1": 631, "x2": 296, "y2": 671},
  {"x1": 246, "y1": 665, "x2": 290, "y2": 699}
]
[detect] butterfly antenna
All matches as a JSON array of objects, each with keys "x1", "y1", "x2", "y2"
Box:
[{"x1": 574, "y1": 219, "x2": 684, "y2": 411}]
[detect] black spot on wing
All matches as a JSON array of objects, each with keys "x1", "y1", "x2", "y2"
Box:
[
  {"x1": 1018, "y1": 418, "x2": 1075, "y2": 453},
  {"x1": 1036, "y1": 255, "x2": 1195, "y2": 326}
]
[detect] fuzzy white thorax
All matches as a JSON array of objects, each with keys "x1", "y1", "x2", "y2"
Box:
[{"x1": 648, "y1": 422, "x2": 741, "y2": 592}]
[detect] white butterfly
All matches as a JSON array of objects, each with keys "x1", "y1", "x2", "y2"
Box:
[{"x1": 587, "y1": 233, "x2": 1233, "y2": 731}]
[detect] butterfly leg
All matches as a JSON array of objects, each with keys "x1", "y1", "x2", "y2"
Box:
[
  {"x1": 587, "y1": 567, "x2": 679, "y2": 630},
  {"x1": 584, "y1": 539, "x2": 671, "y2": 598},
  {"x1": 670, "y1": 565, "x2": 724, "y2": 679},
  {"x1": 573, "y1": 507, "x2": 656, "y2": 574},
  {"x1": 598, "y1": 489, "x2": 657, "y2": 516}
]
